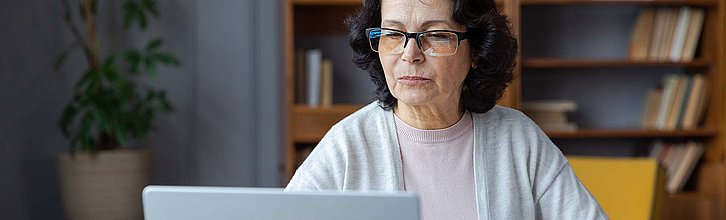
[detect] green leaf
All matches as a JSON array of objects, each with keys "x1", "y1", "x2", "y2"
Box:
[
  {"x1": 87, "y1": 0, "x2": 97, "y2": 16},
  {"x1": 145, "y1": 38, "x2": 163, "y2": 51},
  {"x1": 138, "y1": 9, "x2": 148, "y2": 29},
  {"x1": 55, "y1": 43, "x2": 82, "y2": 71},
  {"x1": 78, "y1": 111, "x2": 96, "y2": 151},
  {"x1": 59, "y1": 105, "x2": 78, "y2": 137},
  {"x1": 62, "y1": 0, "x2": 72, "y2": 21},
  {"x1": 151, "y1": 53, "x2": 181, "y2": 66},
  {"x1": 144, "y1": 57, "x2": 157, "y2": 76},
  {"x1": 123, "y1": 2, "x2": 136, "y2": 29},
  {"x1": 124, "y1": 50, "x2": 142, "y2": 74},
  {"x1": 74, "y1": 69, "x2": 95, "y2": 91},
  {"x1": 143, "y1": 0, "x2": 158, "y2": 17}
]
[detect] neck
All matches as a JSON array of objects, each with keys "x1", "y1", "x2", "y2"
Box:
[{"x1": 394, "y1": 101, "x2": 464, "y2": 130}]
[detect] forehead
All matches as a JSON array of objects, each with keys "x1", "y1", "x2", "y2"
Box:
[{"x1": 380, "y1": 0, "x2": 454, "y2": 25}]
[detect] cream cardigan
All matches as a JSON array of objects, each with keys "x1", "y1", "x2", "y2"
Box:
[{"x1": 286, "y1": 102, "x2": 608, "y2": 220}]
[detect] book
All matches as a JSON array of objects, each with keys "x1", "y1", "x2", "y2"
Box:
[
  {"x1": 306, "y1": 49, "x2": 322, "y2": 106},
  {"x1": 674, "y1": 75, "x2": 692, "y2": 129},
  {"x1": 667, "y1": 142, "x2": 705, "y2": 192},
  {"x1": 567, "y1": 156, "x2": 662, "y2": 220},
  {"x1": 665, "y1": 143, "x2": 686, "y2": 180},
  {"x1": 629, "y1": 8, "x2": 655, "y2": 60},
  {"x1": 680, "y1": 74, "x2": 704, "y2": 129},
  {"x1": 648, "y1": 8, "x2": 668, "y2": 60},
  {"x1": 521, "y1": 100, "x2": 577, "y2": 112},
  {"x1": 691, "y1": 74, "x2": 710, "y2": 128},
  {"x1": 320, "y1": 59, "x2": 334, "y2": 107},
  {"x1": 659, "y1": 8, "x2": 678, "y2": 61},
  {"x1": 522, "y1": 100, "x2": 578, "y2": 131},
  {"x1": 655, "y1": 74, "x2": 678, "y2": 129},
  {"x1": 665, "y1": 75, "x2": 688, "y2": 130},
  {"x1": 669, "y1": 7, "x2": 691, "y2": 62},
  {"x1": 526, "y1": 111, "x2": 568, "y2": 125},
  {"x1": 641, "y1": 88, "x2": 663, "y2": 129},
  {"x1": 295, "y1": 49, "x2": 308, "y2": 104},
  {"x1": 681, "y1": 8, "x2": 705, "y2": 61}
]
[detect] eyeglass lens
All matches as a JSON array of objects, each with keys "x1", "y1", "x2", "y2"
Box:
[{"x1": 368, "y1": 29, "x2": 460, "y2": 57}]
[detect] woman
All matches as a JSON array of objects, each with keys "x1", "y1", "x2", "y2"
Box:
[{"x1": 287, "y1": 0, "x2": 607, "y2": 219}]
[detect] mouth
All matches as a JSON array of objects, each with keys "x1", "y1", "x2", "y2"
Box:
[{"x1": 397, "y1": 75, "x2": 431, "y2": 85}]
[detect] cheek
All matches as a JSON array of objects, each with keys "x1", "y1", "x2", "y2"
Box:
[{"x1": 379, "y1": 55, "x2": 397, "y2": 86}]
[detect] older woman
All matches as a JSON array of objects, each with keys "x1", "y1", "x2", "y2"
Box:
[{"x1": 286, "y1": 0, "x2": 607, "y2": 219}]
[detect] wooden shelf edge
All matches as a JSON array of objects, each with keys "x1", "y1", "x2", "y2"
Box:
[
  {"x1": 522, "y1": 58, "x2": 711, "y2": 68},
  {"x1": 521, "y1": 0, "x2": 718, "y2": 6},
  {"x1": 292, "y1": 135, "x2": 324, "y2": 143},
  {"x1": 546, "y1": 128, "x2": 719, "y2": 138}
]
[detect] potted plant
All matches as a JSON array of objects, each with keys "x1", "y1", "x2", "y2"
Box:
[{"x1": 55, "y1": 0, "x2": 179, "y2": 219}]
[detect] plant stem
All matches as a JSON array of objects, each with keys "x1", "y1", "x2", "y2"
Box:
[
  {"x1": 62, "y1": 0, "x2": 93, "y2": 64},
  {"x1": 82, "y1": 0, "x2": 99, "y2": 69}
]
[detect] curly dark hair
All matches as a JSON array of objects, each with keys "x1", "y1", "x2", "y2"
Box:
[{"x1": 345, "y1": 0, "x2": 518, "y2": 113}]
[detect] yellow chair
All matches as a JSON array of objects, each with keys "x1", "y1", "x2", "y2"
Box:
[{"x1": 567, "y1": 156, "x2": 666, "y2": 220}]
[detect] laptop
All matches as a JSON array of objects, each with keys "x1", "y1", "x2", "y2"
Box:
[{"x1": 142, "y1": 185, "x2": 420, "y2": 220}]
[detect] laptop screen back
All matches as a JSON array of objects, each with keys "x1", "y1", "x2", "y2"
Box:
[{"x1": 142, "y1": 185, "x2": 419, "y2": 220}]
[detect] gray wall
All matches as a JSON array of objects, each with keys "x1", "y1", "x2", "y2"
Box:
[{"x1": 0, "y1": 0, "x2": 283, "y2": 219}]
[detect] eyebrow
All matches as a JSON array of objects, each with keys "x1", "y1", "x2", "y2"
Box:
[{"x1": 381, "y1": 20, "x2": 454, "y2": 29}]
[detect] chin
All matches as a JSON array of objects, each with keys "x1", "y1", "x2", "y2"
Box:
[{"x1": 394, "y1": 94, "x2": 436, "y2": 107}]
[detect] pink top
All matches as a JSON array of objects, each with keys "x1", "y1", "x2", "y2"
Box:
[{"x1": 394, "y1": 112, "x2": 477, "y2": 220}]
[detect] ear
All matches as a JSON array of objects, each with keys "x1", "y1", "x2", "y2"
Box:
[{"x1": 471, "y1": 57, "x2": 479, "y2": 69}]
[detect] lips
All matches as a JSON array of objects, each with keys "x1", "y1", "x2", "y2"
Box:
[
  {"x1": 397, "y1": 75, "x2": 430, "y2": 85},
  {"x1": 398, "y1": 76, "x2": 430, "y2": 80}
]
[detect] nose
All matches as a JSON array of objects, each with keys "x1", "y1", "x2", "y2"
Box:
[{"x1": 401, "y1": 37, "x2": 425, "y2": 64}]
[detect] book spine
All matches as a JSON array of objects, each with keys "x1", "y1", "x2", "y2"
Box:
[{"x1": 306, "y1": 49, "x2": 322, "y2": 106}]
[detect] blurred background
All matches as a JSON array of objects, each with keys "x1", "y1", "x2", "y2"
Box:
[{"x1": 1, "y1": 1, "x2": 284, "y2": 219}]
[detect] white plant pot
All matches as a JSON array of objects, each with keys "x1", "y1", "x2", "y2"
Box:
[{"x1": 57, "y1": 149, "x2": 151, "y2": 220}]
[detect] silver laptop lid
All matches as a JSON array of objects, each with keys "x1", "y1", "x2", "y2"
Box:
[{"x1": 143, "y1": 185, "x2": 420, "y2": 220}]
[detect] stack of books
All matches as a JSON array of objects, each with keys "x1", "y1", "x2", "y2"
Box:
[
  {"x1": 628, "y1": 7, "x2": 705, "y2": 62},
  {"x1": 649, "y1": 141, "x2": 705, "y2": 193},
  {"x1": 295, "y1": 48, "x2": 334, "y2": 107},
  {"x1": 521, "y1": 100, "x2": 578, "y2": 132},
  {"x1": 641, "y1": 74, "x2": 709, "y2": 130}
]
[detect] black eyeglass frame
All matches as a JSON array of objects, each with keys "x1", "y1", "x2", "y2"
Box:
[{"x1": 365, "y1": 27, "x2": 469, "y2": 54}]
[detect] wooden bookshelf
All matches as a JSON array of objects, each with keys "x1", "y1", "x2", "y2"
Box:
[
  {"x1": 290, "y1": 105, "x2": 362, "y2": 142},
  {"x1": 521, "y1": 0, "x2": 724, "y2": 218},
  {"x1": 523, "y1": 58, "x2": 712, "y2": 68},
  {"x1": 546, "y1": 128, "x2": 718, "y2": 139}
]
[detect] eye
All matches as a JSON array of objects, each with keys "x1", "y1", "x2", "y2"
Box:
[
  {"x1": 427, "y1": 33, "x2": 452, "y2": 41},
  {"x1": 382, "y1": 33, "x2": 404, "y2": 40}
]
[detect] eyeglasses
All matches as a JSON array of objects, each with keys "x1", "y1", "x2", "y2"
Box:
[{"x1": 365, "y1": 27, "x2": 468, "y2": 57}]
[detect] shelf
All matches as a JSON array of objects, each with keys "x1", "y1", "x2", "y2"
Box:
[
  {"x1": 521, "y1": 0, "x2": 718, "y2": 6},
  {"x1": 522, "y1": 58, "x2": 711, "y2": 69},
  {"x1": 290, "y1": 104, "x2": 362, "y2": 142},
  {"x1": 546, "y1": 128, "x2": 718, "y2": 138}
]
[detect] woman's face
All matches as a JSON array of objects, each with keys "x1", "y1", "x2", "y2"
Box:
[{"x1": 379, "y1": 0, "x2": 472, "y2": 109}]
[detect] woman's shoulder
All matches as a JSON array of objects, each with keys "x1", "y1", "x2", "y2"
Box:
[
  {"x1": 330, "y1": 101, "x2": 389, "y2": 130},
  {"x1": 318, "y1": 101, "x2": 391, "y2": 143}
]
